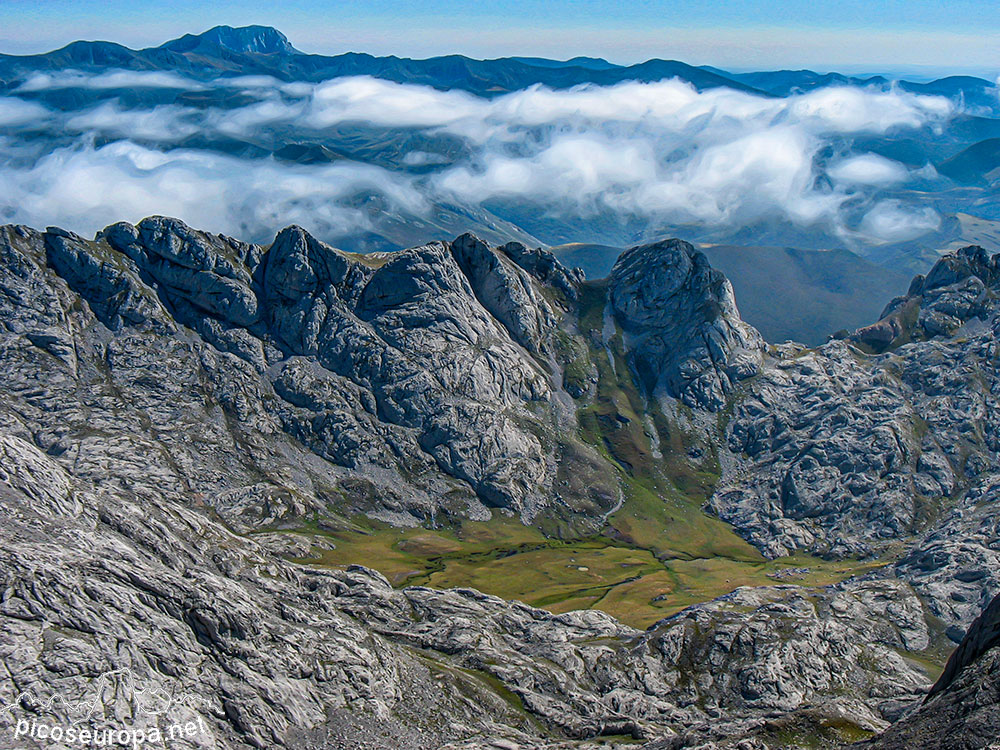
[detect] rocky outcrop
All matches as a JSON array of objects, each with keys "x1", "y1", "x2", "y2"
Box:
[
  {"x1": 852, "y1": 245, "x2": 999, "y2": 351},
  {"x1": 710, "y1": 245, "x2": 1000, "y2": 561},
  {"x1": 608, "y1": 239, "x2": 764, "y2": 410},
  {"x1": 26, "y1": 218, "x2": 1000, "y2": 565},
  {"x1": 893, "y1": 476, "x2": 1000, "y2": 633},
  {"x1": 710, "y1": 340, "x2": 924, "y2": 558},
  {"x1": 450, "y1": 232, "x2": 555, "y2": 353},
  {"x1": 0, "y1": 433, "x2": 547, "y2": 750},
  {"x1": 857, "y1": 593, "x2": 1000, "y2": 750},
  {"x1": 499, "y1": 240, "x2": 585, "y2": 301},
  {"x1": 328, "y1": 571, "x2": 936, "y2": 743}
]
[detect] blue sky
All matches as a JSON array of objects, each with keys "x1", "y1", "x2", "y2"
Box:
[{"x1": 1, "y1": 0, "x2": 998, "y2": 75}]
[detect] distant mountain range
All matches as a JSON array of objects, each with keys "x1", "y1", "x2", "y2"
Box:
[{"x1": 1, "y1": 24, "x2": 997, "y2": 106}]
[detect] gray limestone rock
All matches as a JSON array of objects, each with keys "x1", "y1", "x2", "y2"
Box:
[
  {"x1": 608, "y1": 239, "x2": 764, "y2": 410},
  {"x1": 857, "y1": 592, "x2": 1000, "y2": 750}
]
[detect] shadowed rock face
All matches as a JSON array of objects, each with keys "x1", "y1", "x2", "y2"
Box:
[
  {"x1": 855, "y1": 593, "x2": 1000, "y2": 750},
  {"x1": 609, "y1": 239, "x2": 764, "y2": 410},
  {"x1": 929, "y1": 591, "x2": 1000, "y2": 700}
]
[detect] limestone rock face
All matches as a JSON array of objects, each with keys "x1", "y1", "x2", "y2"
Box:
[
  {"x1": 0, "y1": 433, "x2": 544, "y2": 750},
  {"x1": 327, "y1": 571, "x2": 933, "y2": 743},
  {"x1": 608, "y1": 239, "x2": 764, "y2": 410},
  {"x1": 710, "y1": 246, "x2": 1000, "y2": 562},
  {"x1": 710, "y1": 340, "x2": 922, "y2": 558},
  {"x1": 101, "y1": 217, "x2": 262, "y2": 328},
  {"x1": 0, "y1": 217, "x2": 613, "y2": 524},
  {"x1": 498, "y1": 240, "x2": 585, "y2": 301},
  {"x1": 449, "y1": 232, "x2": 555, "y2": 353},
  {"x1": 893, "y1": 476, "x2": 1000, "y2": 632}
]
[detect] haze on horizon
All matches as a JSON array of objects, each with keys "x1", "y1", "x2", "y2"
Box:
[{"x1": 1, "y1": 0, "x2": 999, "y2": 78}]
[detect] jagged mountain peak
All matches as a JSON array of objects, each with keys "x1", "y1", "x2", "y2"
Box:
[
  {"x1": 608, "y1": 237, "x2": 764, "y2": 410},
  {"x1": 850, "y1": 243, "x2": 1000, "y2": 351},
  {"x1": 159, "y1": 24, "x2": 299, "y2": 56}
]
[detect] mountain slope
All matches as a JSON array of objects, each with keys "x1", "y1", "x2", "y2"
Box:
[{"x1": 936, "y1": 138, "x2": 1000, "y2": 184}]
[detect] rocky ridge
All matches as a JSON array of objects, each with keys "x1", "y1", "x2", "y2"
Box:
[
  {"x1": 2, "y1": 218, "x2": 1000, "y2": 747},
  {"x1": 11, "y1": 217, "x2": 617, "y2": 531}
]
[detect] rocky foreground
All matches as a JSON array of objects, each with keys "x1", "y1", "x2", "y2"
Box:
[{"x1": 0, "y1": 218, "x2": 999, "y2": 748}]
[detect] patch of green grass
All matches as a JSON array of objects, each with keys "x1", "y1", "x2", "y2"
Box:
[
  {"x1": 292, "y1": 514, "x2": 553, "y2": 585},
  {"x1": 605, "y1": 473, "x2": 760, "y2": 562},
  {"x1": 425, "y1": 544, "x2": 661, "y2": 609},
  {"x1": 341, "y1": 250, "x2": 394, "y2": 268},
  {"x1": 655, "y1": 555, "x2": 884, "y2": 618},
  {"x1": 764, "y1": 715, "x2": 876, "y2": 749},
  {"x1": 289, "y1": 512, "x2": 882, "y2": 629}
]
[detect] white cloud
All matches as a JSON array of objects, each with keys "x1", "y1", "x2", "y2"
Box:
[
  {"x1": 213, "y1": 75, "x2": 314, "y2": 98},
  {"x1": 0, "y1": 98, "x2": 49, "y2": 126},
  {"x1": 828, "y1": 154, "x2": 910, "y2": 186},
  {"x1": 402, "y1": 150, "x2": 451, "y2": 166},
  {"x1": 859, "y1": 199, "x2": 941, "y2": 242},
  {"x1": 431, "y1": 82, "x2": 947, "y2": 232},
  {"x1": 65, "y1": 102, "x2": 201, "y2": 142},
  {"x1": 786, "y1": 85, "x2": 952, "y2": 133},
  {"x1": 0, "y1": 69, "x2": 959, "y2": 246},
  {"x1": 306, "y1": 76, "x2": 485, "y2": 128},
  {"x1": 208, "y1": 98, "x2": 305, "y2": 137},
  {"x1": 0, "y1": 140, "x2": 427, "y2": 241},
  {"x1": 16, "y1": 69, "x2": 203, "y2": 92}
]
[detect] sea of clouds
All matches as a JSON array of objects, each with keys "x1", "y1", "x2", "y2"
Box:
[{"x1": 0, "y1": 69, "x2": 961, "y2": 246}]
